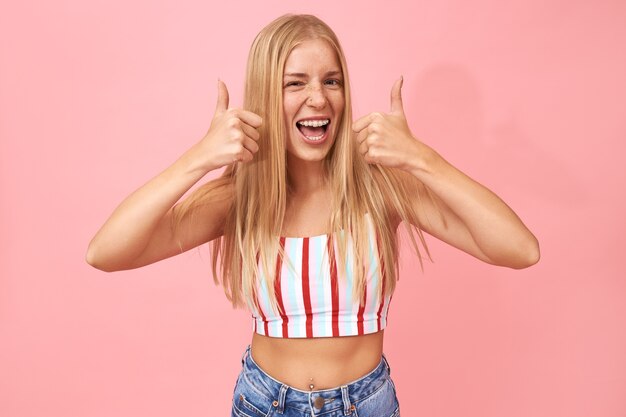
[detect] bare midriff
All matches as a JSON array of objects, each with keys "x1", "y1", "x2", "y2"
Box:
[{"x1": 249, "y1": 330, "x2": 384, "y2": 391}]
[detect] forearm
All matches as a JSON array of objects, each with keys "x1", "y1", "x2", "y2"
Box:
[
  {"x1": 352, "y1": 78, "x2": 539, "y2": 268},
  {"x1": 409, "y1": 144, "x2": 540, "y2": 268},
  {"x1": 86, "y1": 144, "x2": 213, "y2": 268}
]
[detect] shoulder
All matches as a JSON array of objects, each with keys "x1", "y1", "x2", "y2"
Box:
[
  {"x1": 175, "y1": 173, "x2": 234, "y2": 226},
  {"x1": 195, "y1": 171, "x2": 235, "y2": 203},
  {"x1": 369, "y1": 167, "x2": 413, "y2": 231},
  {"x1": 370, "y1": 166, "x2": 434, "y2": 231}
]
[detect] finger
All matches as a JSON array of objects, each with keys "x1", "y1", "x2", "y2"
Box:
[
  {"x1": 242, "y1": 136, "x2": 260, "y2": 154},
  {"x1": 390, "y1": 76, "x2": 404, "y2": 115},
  {"x1": 235, "y1": 109, "x2": 263, "y2": 128},
  {"x1": 216, "y1": 79, "x2": 229, "y2": 113},
  {"x1": 240, "y1": 123, "x2": 260, "y2": 141},
  {"x1": 237, "y1": 147, "x2": 254, "y2": 163},
  {"x1": 358, "y1": 140, "x2": 369, "y2": 155},
  {"x1": 356, "y1": 129, "x2": 368, "y2": 145},
  {"x1": 352, "y1": 113, "x2": 373, "y2": 133},
  {"x1": 242, "y1": 148, "x2": 254, "y2": 162}
]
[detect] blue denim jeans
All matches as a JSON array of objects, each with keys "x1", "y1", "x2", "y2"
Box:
[{"x1": 231, "y1": 345, "x2": 400, "y2": 417}]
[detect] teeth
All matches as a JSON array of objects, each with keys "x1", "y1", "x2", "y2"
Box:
[
  {"x1": 305, "y1": 134, "x2": 324, "y2": 141},
  {"x1": 297, "y1": 119, "x2": 330, "y2": 127}
]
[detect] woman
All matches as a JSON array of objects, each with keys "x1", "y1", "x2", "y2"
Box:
[{"x1": 87, "y1": 14, "x2": 539, "y2": 417}]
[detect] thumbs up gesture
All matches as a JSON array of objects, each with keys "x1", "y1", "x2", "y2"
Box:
[
  {"x1": 352, "y1": 77, "x2": 426, "y2": 171},
  {"x1": 197, "y1": 79, "x2": 263, "y2": 171}
]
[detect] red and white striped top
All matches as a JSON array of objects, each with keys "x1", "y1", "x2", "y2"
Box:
[{"x1": 248, "y1": 215, "x2": 393, "y2": 338}]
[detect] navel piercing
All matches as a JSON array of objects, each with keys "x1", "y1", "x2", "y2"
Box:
[{"x1": 309, "y1": 377, "x2": 315, "y2": 391}]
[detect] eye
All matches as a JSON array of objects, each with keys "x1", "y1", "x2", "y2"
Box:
[
  {"x1": 284, "y1": 81, "x2": 304, "y2": 88},
  {"x1": 325, "y1": 79, "x2": 342, "y2": 87}
]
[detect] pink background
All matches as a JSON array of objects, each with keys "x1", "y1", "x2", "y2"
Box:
[{"x1": 1, "y1": 1, "x2": 625, "y2": 416}]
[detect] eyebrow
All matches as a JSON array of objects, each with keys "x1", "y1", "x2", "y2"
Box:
[{"x1": 283, "y1": 70, "x2": 342, "y2": 77}]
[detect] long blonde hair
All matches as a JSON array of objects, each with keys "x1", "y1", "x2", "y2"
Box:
[{"x1": 174, "y1": 14, "x2": 435, "y2": 313}]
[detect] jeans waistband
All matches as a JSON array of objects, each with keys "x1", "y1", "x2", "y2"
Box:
[{"x1": 239, "y1": 344, "x2": 392, "y2": 415}]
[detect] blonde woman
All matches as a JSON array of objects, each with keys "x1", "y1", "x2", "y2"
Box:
[{"x1": 87, "y1": 14, "x2": 539, "y2": 417}]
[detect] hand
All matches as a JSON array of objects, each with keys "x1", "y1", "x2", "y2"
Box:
[
  {"x1": 352, "y1": 77, "x2": 425, "y2": 171},
  {"x1": 197, "y1": 79, "x2": 262, "y2": 170}
]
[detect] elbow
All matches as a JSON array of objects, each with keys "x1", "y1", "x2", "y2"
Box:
[
  {"x1": 486, "y1": 235, "x2": 540, "y2": 270},
  {"x1": 527, "y1": 241, "x2": 541, "y2": 267},
  {"x1": 510, "y1": 236, "x2": 541, "y2": 270},
  {"x1": 85, "y1": 243, "x2": 116, "y2": 273}
]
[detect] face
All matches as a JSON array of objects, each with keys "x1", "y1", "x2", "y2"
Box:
[{"x1": 282, "y1": 38, "x2": 345, "y2": 165}]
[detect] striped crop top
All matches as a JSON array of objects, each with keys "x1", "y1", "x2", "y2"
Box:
[{"x1": 248, "y1": 215, "x2": 393, "y2": 338}]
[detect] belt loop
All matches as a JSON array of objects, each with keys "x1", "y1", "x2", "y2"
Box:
[
  {"x1": 277, "y1": 384, "x2": 288, "y2": 414},
  {"x1": 382, "y1": 353, "x2": 391, "y2": 375},
  {"x1": 241, "y1": 345, "x2": 251, "y2": 366},
  {"x1": 341, "y1": 385, "x2": 351, "y2": 415}
]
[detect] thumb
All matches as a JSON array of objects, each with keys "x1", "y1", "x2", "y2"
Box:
[
  {"x1": 390, "y1": 76, "x2": 404, "y2": 115},
  {"x1": 215, "y1": 78, "x2": 229, "y2": 113}
]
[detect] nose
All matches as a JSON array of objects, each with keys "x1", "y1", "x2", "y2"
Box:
[{"x1": 306, "y1": 84, "x2": 327, "y2": 108}]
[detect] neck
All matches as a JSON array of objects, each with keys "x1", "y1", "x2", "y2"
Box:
[{"x1": 286, "y1": 158, "x2": 328, "y2": 196}]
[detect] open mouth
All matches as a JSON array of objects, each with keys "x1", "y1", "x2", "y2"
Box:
[{"x1": 296, "y1": 119, "x2": 330, "y2": 142}]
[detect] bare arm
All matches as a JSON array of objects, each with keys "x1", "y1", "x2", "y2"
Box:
[
  {"x1": 86, "y1": 80, "x2": 261, "y2": 272},
  {"x1": 403, "y1": 151, "x2": 539, "y2": 269},
  {"x1": 355, "y1": 77, "x2": 539, "y2": 269},
  {"x1": 86, "y1": 146, "x2": 228, "y2": 272}
]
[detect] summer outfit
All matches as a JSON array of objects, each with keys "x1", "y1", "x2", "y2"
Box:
[
  {"x1": 248, "y1": 214, "x2": 392, "y2": 338},
  {"x1": 232, "y1": 214, "x2": 400, "y2": 416}
]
